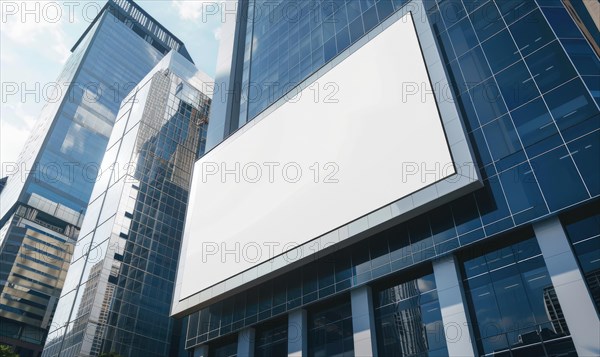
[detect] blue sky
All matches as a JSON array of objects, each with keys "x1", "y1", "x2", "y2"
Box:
[{"x1": 0, "y1": 0, "x2": 222, "y2": 172}]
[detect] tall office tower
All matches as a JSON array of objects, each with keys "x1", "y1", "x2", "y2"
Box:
[
  {"x1": 174, "y1": 1, "x2": 600, "y2": 357},
  {"x1": 42, "y1": 51, "x2": 212, "y2": 357},
  {"x1": 0, "y1": 0, "x2": 193, "y2": 355}
]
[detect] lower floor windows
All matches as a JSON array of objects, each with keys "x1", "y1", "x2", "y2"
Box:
[
  {"x1": 193, "y1": 210, "x2": 600, "y2": 357},
  {"x1": 307, "y1": 295, "x2": 354, "y2": 357},
  {"x1": 460, "y1": 233, "x2": 577, "y2": 356},
  {"x1": 254, "y1": 317, "x2": 288, "y2": 357},
  {"x1": 561, "y1": 202, "x2": 600, "y2": 314},
  {"x1": 208, "y1": 334, "x2": 237, "y2": 357},
  {"x1": 373, "y1": 268, "x2": 448, "y2": 357}
]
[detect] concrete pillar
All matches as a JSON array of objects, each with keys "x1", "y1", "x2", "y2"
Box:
[
  {"x1": 350, "y1": 285, "x2": 378, "y2": 357},
  {"x1": 193, "y1": 345, "x2": 208, "y2": 357},
  {"x1": 237, "y1": 328, "x2": 255, "y2": 357},
  {"x1": 432, "y1": 255, "x2": 477, "y2": 357},
  {"x1": 533, "y1": 217, "x2": 600, "y2": 356},
  {"x1": 288, "y1": 309, "x2": 307, "y2": 357}
]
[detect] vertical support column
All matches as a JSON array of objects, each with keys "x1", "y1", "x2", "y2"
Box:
[
  {"x1": 288, "y1": 309, "x2": 307, "y2": 357},
  {"x1": 237, "y1": 327, "x2": 255, "y2": 357},
  {"x1": 432, "y1": 255, "x2": 477, "y2": 357},
  {"x1": 350, "y1": 285, "x2": 378, "y2": 357},
  {"x1": 533, "y1": 217, "x2": 600, "y2": 356},
  {"x1": 193, "y1": 345, "x2": 208, "y2": 357}
]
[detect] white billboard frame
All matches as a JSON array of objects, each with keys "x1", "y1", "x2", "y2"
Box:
[{"x1": 172, "y1": 7, "x2": 481, "y2": 316}]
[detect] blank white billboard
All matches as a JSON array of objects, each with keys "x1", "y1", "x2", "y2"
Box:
[{"x1": 177, "y1": 13, "x2": 456, "y2": 301}]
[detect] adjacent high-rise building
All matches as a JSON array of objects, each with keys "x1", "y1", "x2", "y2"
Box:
[
  {"x1": 173, "y1": 1, "x2": 600, "y2": 357},
  {"x1": 0, "y1": 178, "x2": 7, "y2": 195},
  {"x1": 42, "y1": 51, "x2": 212, "y2": 357},
  {"x1": 0, "y1": 0, "x2": 193, "y2": 355}
]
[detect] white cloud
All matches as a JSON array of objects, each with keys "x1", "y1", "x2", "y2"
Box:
[
  {"x1": 0, "y1": 1, "x2": 75, "y2": 64},
  {"x1": 0, "y1": 2, "x2": 82, "y2": 169},
  {"x1": 213, "y1": 26, "x2": 222, "y2": 41},
  {"x1": 0, "y1": 51, "x2": 16, "y2": 64},
  {"x1": 0, "y1": 1, "x2": 221, "y2": 171},
  {"x1": 172, "y1": 0, "x2": 216, "y2": 21},
  {"x1": 0, "y1": 103, "x2": 37, "y2": 171}
]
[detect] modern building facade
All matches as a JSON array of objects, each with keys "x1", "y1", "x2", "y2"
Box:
[
  {"x1": 0, "y1": 0, "x2": 193, "y2": 355},
  {"x1": 174, "y1": 1, "x2": 600, "y2": 357},
  {"x1": 41, "y1": 51, "x2": 212, "y2": 357},
  {"x1": 0, "y1": 196, "x2": 82, "y2": 356}
]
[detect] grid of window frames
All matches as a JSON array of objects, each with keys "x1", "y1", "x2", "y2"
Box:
[
  {"x1": 185, "y1": 0, "x2": 599, "y2": 348},
  {"x1": 43, "y1": 70, "x2": 211, "y2": 357},
  {"x1": 429, "y1": 0, "x2": 599, "y2": 216},
  {"x1": 99, "y1": 74, "x2": 209, "y2": 356},
  {"x1": 561, "y1": 201, "x2": 600, "y2": 313},
  {"x1": 240, "y1": 0, "x2": 411, "y2": 123},
  {"x1": 373, "y1": 268, "x2": 447, "y2": 356},
  {"x1": 254, "y1": 317, "x2": 288, "y2": 357},
  {"x1": 208, "y1": 334, "x2": 238, "y2": 357},
  {"x1": 307, "y1": 295, "x2": 354, "y2": 357},
  {"x1": 460, "y1": 231, "x2": 577, "y2": 356},
  {"x1": 0, "y1": 214, "x2": 71, "y2": 348}
]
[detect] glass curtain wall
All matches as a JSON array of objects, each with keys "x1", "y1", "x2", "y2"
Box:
[
  {"x1": 460, "y1": 232, "x2": 577, "y2": 356},
  {"x1": 373, "y1": 268, "x2": 447, "y2": 356}
]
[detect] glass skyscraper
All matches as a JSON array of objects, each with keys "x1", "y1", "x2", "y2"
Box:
[
  {"x1": 42, "y1": 51, "x2": 212, "y2": 357},
  {"x1": 178, "y1": 1, "x2": 600, "y2": 357},
  {"x1": 0, "y1": 0, "x2": 193, "y2": 355}
]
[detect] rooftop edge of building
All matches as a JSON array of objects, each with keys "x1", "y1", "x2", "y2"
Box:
[
  {"x1": 119, "y1": 50, "x2": 214, "y2": 110},
  {"x1": 71, "y1": 0, "x2": 194, "y2": 64}
]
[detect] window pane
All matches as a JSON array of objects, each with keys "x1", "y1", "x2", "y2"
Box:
[
  {"x1": 509, "y1": 9, "x2": 555, "y2": 56},
  {"x1": 482, "y1": 29, "x2": 520, "y2": 74},
  {"x1": 458, "y1": 45, "x2": 492, "y2": 85},
  {"x1": 510, "y1": 98, "x2": 562, "y2": 157},
  {"x1": 544, "y1": 78, "x2": 599, "y2": 136},
  {"x1": 447, "y1": 17, "x2": 479, "y2": 57},
  {"x1": 495, "y1": 61, "x2": 540, "y2": 110},
  {"x1": 530, "y1": 146, "x2": 589, "y2": 211},
  {"x1": 526, "y1": 41, "x2": 578, "y2": 94},
  {"x1": 470, "y1": 1, "x2": 504, "y2": 41},
  {"x1": 561, "y1": 39, "x2": 600, "y2": 76},
  {"x1": 568, "y1": 130, "x2": 600, "y2": 196},
  {"x1": 470, "y1": 78, "x2": 508, "y2": 125}
]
